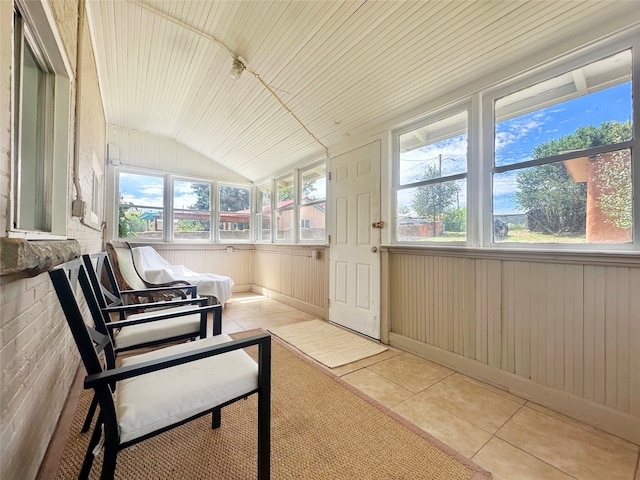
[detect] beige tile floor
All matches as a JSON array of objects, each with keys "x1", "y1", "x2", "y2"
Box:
[{"x1": 223, "y1": 292, "x2": 640, "y2": 480}]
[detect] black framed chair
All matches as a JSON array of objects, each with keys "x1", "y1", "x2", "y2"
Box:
[
  {"x1": 49, "y1": 259, "x2": 271, "y2": 480},
  {"x1": 100, "y1": 245, "x2": 196, "y2": 305},
  {"x1": 106, "y1": 240, "x2": 195, "y2": 304},
  {"x1": 82, "y1": 253, "x2": 210, "y2": 353},
  {"x1": 80, "y1": 252, "x2": 221, "y2": 433}
]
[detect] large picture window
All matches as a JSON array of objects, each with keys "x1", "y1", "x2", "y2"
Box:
[
  {"x1": 492, "y1": 50, "x2": 633, "y2": 245},
  {"x1": 393, "y1": 36, "x2": 637, "y2": 251}
]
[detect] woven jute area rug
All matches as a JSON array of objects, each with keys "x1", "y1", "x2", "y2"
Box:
[
  {"x1": 268, "y1": 319, "x2": 387, "y2": 368},
  {"x1": 54, "y1": 333, "x2": 490, "y2": 479}
]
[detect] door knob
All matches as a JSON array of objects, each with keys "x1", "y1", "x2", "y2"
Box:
[{"x1": 371, "y1": 247, "x2": 378, "y2": 253}]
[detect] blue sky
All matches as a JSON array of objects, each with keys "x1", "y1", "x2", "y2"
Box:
[
  {"x1": 493, "y1": 82, "x2": 631, "y2": 214},
  {"x1": 398, "y1": 82, "x2": 632, "y2": 216}
]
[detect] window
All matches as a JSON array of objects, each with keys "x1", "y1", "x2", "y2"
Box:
[
  {"x1": 299, "y1": 163, "x2": 326, "y2": 241},
  {"x1": 11, "y1": 3, "x2": 70, "y2": 237},
  {"x1": 491, "y1": 50, "x2": 633, "y2": 245},
  {"x1": 275, "y1": 175, "x2": 295, "y2": 242},
  {"x1": 117, "y1": 172, "x2": 165, "y2": 241},
  {"x1": 219, "y1": 184, "x2": 250, "y2": 241},
  {"x1": 173, "y1": 179, "x2": 211, "y2": 240},
  {"x1": 395, "y1": 110, "x2": 468, "y2": 242},
  {"x1": 255, "y1": 184, "x2": 272, "y2": 242},
  {"x1": 393, "y1": 34, "x2": 638, "y2": 251}
]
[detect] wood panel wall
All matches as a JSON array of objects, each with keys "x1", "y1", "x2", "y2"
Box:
[
  {"x1": 384, "y1": 247, "x2": 640, "y2": 443},
  {"x1": 150, "y1": 244, "x2": 253, "y2": 291},
  {"x1": 253, "y1": 244, "x2": 328, "y2": 318},
  {"x1": 148, "y1": 244, "x2": 328, "y2": 318}
]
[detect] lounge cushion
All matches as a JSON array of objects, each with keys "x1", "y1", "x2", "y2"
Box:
[
  {"x1": 114, "y1": 305, "x2": 202, "y2": 350},
  {"x1": 117, "y1": 334, "x2": 258, "y2": 443}
]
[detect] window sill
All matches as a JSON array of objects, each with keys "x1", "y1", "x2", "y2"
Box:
[
  {"x1": 381, "y1": 244, "x2": 640, "y2": 267},
  {"x1": 0, "y1": 238, "x2": 81, "y2": 280}
]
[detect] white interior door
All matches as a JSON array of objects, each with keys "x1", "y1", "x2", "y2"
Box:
[{"x1": 329, "y1": 141, "x2": 381, "y2": 339}]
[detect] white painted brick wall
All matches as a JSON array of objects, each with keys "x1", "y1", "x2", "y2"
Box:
[{"x1": 0, "y1": 1, "x2": 106, "y2": 479}]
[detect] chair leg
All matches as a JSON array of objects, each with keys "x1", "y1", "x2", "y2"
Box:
[
  {"x1": 81, "y1": 395, "x2": 99, "y2": 433},
  {"x1": 79, "y1": 415, "x2": 103, "y2": 480},
  {"x1": 100, "y1": 444, "x2": 118, "y2": 480},
  {"x1": 257, "y1": 392, "x2": 271, "y2": 479},
  {"x1": 211, "y1": 407, "x2": 221, "y2": 429}
]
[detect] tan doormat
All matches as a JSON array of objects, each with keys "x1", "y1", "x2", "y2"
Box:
[
  {"x1": 53, "y1": 334, "x2": 490, "y2": 479},
  {"x1": 268, "y1": 319, "x2": 387, "y2": 368}
]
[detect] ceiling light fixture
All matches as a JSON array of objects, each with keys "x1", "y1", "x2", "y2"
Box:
[{"x1": 229, "y1": 57, "x2": 245, "y2": 80}]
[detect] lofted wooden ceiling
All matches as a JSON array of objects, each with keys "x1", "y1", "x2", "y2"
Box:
[{"x1": 86, "y1": 0, "x2": 640, "y2": 182}]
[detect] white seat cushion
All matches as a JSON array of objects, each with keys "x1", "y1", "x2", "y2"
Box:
[
  {"x1": 114, "y1": 305, "x2": 202, "y2": 350},
  {"x1": 117, "y1": 335, "x2": 258, "y2": 444}
]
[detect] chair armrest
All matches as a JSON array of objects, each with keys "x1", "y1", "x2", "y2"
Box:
[
  {"x1": 102, "y1": 296, "x2": 208, "y2": 314},
  {"x1": 105, "y1": 303, "x2": 221, "y2": 329},
  {"x1": 120, "y1": 284, "x2": 198, "y2": 297},
  {"x1": 84, "y1": 333, "x2": 271, "y2": 388}
]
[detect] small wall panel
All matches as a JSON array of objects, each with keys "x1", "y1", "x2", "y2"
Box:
[{"x1": 253, "y1": 245, "x2": 327, "y2": 311}]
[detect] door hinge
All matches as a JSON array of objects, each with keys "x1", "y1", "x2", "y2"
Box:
[
  {"x1": 327, "y1": 298, "x2": 330, "y2": 306},
  {"x1": 328, "y1": 171, "x2": 332, "y2": 181},
  {"x1": 372, "y1": 221, "x2": 385, "y2": 228},
  {"x1": 328, "y1": 234, "x2": 331, "y2": 244}
]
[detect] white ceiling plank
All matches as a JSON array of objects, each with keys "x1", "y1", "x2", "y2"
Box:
[{"x1": 87, "y1": 0, "x2": 640, "y2": 181}]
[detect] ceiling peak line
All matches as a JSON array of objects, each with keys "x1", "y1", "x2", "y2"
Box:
[{"x1": 127, "y1": 0, "x2": 330, "y2": 160}]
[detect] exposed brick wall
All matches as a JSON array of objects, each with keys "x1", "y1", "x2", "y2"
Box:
[{"x1": 0, "y1": 1, "x2": 106, "y2": 479}]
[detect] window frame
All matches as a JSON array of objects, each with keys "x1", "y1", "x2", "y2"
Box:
[
  {"x1": 217, "y1": 182, "x2": 252, "y2": 243},
  {"x1": 171, "y1": 176, "x2": 214, "y2": 242},
  {"x1": 273, "y1": 173, "x2": 296, "y2": 243},
  {"x1": 298, "y1": 161, "x2": 327, "y2": 244},
  {"x1": 10, "y1": 0, "x2": 71, "y2": 240},
  {"x1": 482, "y1": 38, "x2": 638, "y2": 251},
  {"x1": 392, "y1": 103, "x2": 471, "y2": 245},
  {"x1": 115, "y1": 168, "x2": 256, "y2": 244},
  {"x1": 391, "y1": 28, "x2": 639, "y2": 252},
  {"x1": 254, "y1": 182, "x2": 273, "y2": 243},
  {"x1": 116, "y1": 169, "x2": 167, "y2": 242}
]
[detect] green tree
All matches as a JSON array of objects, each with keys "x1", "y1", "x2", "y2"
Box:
[
  {"x1": 514, "y1": 121, "x2": 631, "y2": 234},
  {"x1": 219, "y1": 186, "x2": 250, "y2": 212},
  {"x1": 189, "y1": 184, "x2": 210, "y2": 210},
  {"x1": 118, "y1": 205, "x2": 145, "y2": 238},
  {"x1": 411, "y1": 165, "x2": 460, "y2": 234},
  {"x1": 442, "y1": 207, "x2": 466, "y2": 232}
]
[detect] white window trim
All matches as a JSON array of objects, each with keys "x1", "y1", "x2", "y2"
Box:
[
  {"x1": 391, "y1": 26, "x2": 639, "y2": 253},
  {"x1": 171, "y1": 176, "x2": 214, "y2": 243},
  {"x1": 482, "y1": 33, "x2": 639, "y2": 252},
  {"x1": 217, "y1": 181, "x2": 252, "y2": 244},
  {"x1": 298, "y1": 160, "x2": 327, "y2": 244},
  {"x1": 392, "y1": 102, "x2": 471, "y2": 245},
  {"x1": 10, "y1": 0, "x2": 72, "y2": 240}
]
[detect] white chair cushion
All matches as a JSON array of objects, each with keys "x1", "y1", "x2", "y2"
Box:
[
  {"x1": 114, "y1": 305, "x2": 202, "y2": 350},
  {"x1": 117, "y1": 334, "x2": 258, "y2": 444}
]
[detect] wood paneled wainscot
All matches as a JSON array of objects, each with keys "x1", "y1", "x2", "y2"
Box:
[
  {"x1": 253, "y1": 244, "x2": 328, "y2": 319},
  {"x1": 381, "y1": 246, "x2": 640, "y2": 444}
]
